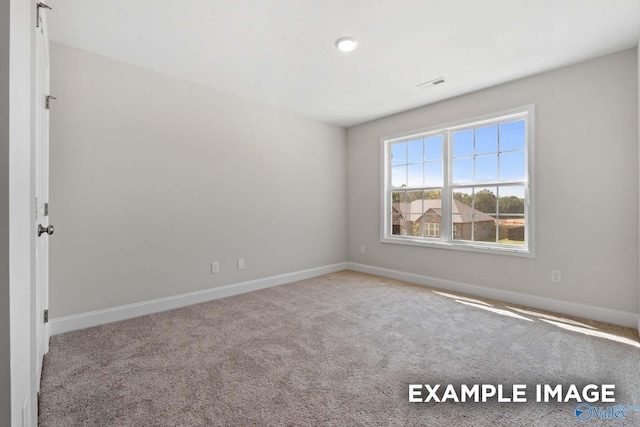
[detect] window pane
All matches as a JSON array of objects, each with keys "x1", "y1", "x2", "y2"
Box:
[
  {"x1": 475, "y1": 216, "x2": 497, "y2": 242},
  {"x1": 452, "y1": 129, "x2": 473, "y2": 158},
  {"x1": 391, "y1": 191, "x2": 405, "y2": 212},
  {"x1": 498, "y1": 222, "x2": 525, "y2": 245},
  {"x1": 392, "y1": 190, "x2": 423, "y2": 237},
  {"x1": 391, "y1": 191, "x2": 443, "y2": 240},
  {"x1": 500, "y1": 120, "x2": 525, "y2": 151},
  {"x1": 424, "y1": 161, "x2": 442, "y2": 186},
  {"x1": 451, "y1": 215, "x2": 472, "y2": 241},
  {"x1": 423, "y1": 189, "x2": 442, "y2": 201},
  {"x1": 409, "y1": 217, "x2": 423, "y2": 237},
  {"x1": 472, "y1": 186, "x2": 497, "y2": 242},
  {"x1": 499, "y1": 150, "x2": 525, "y2": 181},
  {"x1": 422, "y1": 190, "x2": 442, "y2": 239},
  {"x1": 392, "y1": 191, "x2": 422, "y2": 214},
  {"x1": 406, "y1": 191, "x2": 423, "y2": 210},
  {"x1": 452, "y1": 188, "x2": 498, "y2": 243},
  {"x1": 497, "y1": 186, "x2": 525, "y2": 245},
  {"x1": 453, "y1": 158, "x2": 473, "y2": 183},
  {"x1": 498, "y1": 186, "x2": 525, "y2": 215},
  {"x1": 452, "y1": 188, "x2": 473, "y2": 210},
  {"x1": 407, "y1": 139, "x2": 423, "y2": 163},
  {"x1": 423, "y1": 214, "x2": 441, "y2": 238},
  {"x1": 391, "y1": 214, "x2": 406, "y2": 236},
  {"x1": 473, "y1": 187, "x2": 497, "y2": 215},
  {"x1": 391, "y1": 142, "x2": 406, "y2": 165},
  {"x1": 407, "y1": 163, "x2": 423, "y2": 187},
  {"x1": 475, "y1": 125, "x2": 498, "y2": 155},
  {"x1": 425, "y1": 135, "x2": 442, "y2": 160},
  {"x1": 392, "y1": 165, "x2": 406, "y2": 188},
  {"x1": 475, "y1": 155, "x2": 497, "y2": 182},
  {"x1": 391, "y1": 191, "x2": 412, "y2": 236},
  {"x1": 452, "y1": 189, "x2": 473, "y2": 241}
]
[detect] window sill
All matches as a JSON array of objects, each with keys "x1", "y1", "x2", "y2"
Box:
[{"x1": 380, "y1": 236, "x2": 535, "y2": 258}]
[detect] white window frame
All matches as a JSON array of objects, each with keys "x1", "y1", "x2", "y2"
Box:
[{"x1": 380, "y1": 105, "x2": 535, "y2": 257}]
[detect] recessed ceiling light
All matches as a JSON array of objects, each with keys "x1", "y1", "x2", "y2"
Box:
[{"x1": 335, "y1": 37, "x2": 358, "y2": 53}]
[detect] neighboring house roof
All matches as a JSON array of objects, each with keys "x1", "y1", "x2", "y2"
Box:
[{"x1": 392, "y1": 199, "x2": 495, "y2": 224}]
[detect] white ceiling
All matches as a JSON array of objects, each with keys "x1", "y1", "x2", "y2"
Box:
[{"x1": 47, "y1": 0, "x2": 640, "y2": 127}]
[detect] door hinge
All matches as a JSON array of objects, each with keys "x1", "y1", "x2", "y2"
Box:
[
  {"x1": 45, "y1": 95, "x2": 57, "y2": 110},
  {"x1": 36, "y1": 2, "x2": 52, "y2": 28},
  {"x1": 44, "y1": 310, "x2": 49, "y2": 323},
  {"x1": 44, "y1": 202, "x2": 49, "y2": 216}
]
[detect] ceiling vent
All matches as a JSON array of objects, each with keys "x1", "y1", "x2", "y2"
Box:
[{"x1": 417, "y1": 77, "x2": 446, "y2": 89}]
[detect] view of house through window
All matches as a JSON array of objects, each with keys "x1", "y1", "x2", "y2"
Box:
[{"x1": 384, "y1": 106, "x2": 533, "y2": 254}]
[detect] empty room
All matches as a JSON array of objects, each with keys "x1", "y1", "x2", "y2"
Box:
[{"x1": 3, "y1": 0, "x2": 640, "y2": 426}]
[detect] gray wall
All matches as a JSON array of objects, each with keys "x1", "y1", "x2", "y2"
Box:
[
  {"x1": 0, "y1": 0, "x2": 11, "y2": 424},
  {"x1": 50, "y1": 43, "x2": 347, "y2": 317},
  {"x1": 49, "y1": 41, "x2": 640, "y2": 321},
  {"x1": 347, "y1": 48, "x2": 639, "y2": 314}
]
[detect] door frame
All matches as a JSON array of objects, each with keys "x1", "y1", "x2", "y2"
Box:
[
  {"x1": 34, "y1": 1, "x2": 51, "y2": 379},
  {"x1": 9, "y1": 1, "x2": 38, "y2": 426}
]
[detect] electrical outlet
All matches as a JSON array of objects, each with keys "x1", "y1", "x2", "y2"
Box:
[
  {"x1": 237, "y1": 258, "x2": 245, "y2": 270},
  {"x1": 211, "y1": 261, "x2": 220, "y2": 274},
  {"x1": 551, "y1": 269, "x2": 562, "y2": 283},
  {"x1": 360, "y1": 245, "x2": 366, "y2": 255}
]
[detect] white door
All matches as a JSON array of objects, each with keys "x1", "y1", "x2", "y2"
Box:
[{"x1": 35, "y1": 3, "x2": 52, "y2": 381}]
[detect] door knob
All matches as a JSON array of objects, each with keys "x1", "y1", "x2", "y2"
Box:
[{"x1": 38, "y1": 224, "x2": 54, "y2": 236}]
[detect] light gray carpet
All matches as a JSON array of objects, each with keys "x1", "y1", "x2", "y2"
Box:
[{"x1": 39, "y1": 271, "x2": 640, "y2": 426}]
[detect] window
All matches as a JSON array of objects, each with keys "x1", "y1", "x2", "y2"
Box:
[
  {"x1": 381, "y1": 105, "x2": 534, "y2": 256},
  {"x1": 426, "y1": 223, "x2": 440, "y2": 237}
]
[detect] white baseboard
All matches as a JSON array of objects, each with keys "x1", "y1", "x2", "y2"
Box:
[
  {"x1": 347, "y1": 262, "x2": 639, "y2": 329},
  {"x1": 51, "y1": 262, "x2": 348, "y2": 335},
  {"x1": 51, "y1": 261, "x2": 639, "y2": 335}
]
